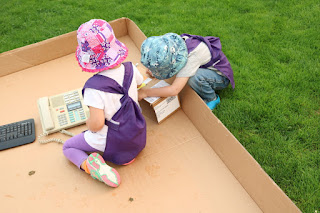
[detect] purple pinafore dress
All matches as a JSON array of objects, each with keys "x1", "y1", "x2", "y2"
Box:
[
  {"x1": 181, "y1": 34, "x2": 235, "y2": 89},
  {"x1": 82, "y1": 62, "x2": 146, "y2": 165}
]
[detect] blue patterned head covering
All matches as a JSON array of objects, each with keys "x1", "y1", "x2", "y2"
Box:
[{"x1": 140, "y1": 33, "x2": 188, "y2": 80}]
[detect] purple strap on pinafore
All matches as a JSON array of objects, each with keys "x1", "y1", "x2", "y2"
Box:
[
  {"x1": 82, "y1": 62, "x2": 146, "y2": 165},
  {"x1": 181, "y1": 34, "x2": 235, "y2": 89}
]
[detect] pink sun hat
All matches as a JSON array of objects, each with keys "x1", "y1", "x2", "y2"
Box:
[{"x1": 76, "y1": 19, "x2": 128, "y2": 72}]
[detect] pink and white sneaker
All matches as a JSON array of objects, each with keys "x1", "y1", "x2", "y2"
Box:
[{"x1": 86, "y1": 153, "x2": 121, "y2": 187}]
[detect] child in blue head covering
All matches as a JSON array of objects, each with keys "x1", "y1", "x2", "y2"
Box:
[{"x1": 139, "y1": 33, "x2": 235, "y2": 110}]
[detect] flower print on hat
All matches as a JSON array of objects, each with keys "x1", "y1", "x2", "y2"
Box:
[
  {"x1": 140, "y1": 33, "x2": 188, "y2": 80},
  {"x1": 76, "y1": 19, "x2": 128, "y2": 72}
]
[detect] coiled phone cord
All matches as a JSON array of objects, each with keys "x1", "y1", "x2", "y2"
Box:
[{"x1": 38, "y1": 129, "x2": 75, "y2": 144}]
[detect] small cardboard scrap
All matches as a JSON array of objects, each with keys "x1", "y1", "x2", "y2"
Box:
[{"x1": 143, "y1": 80, "x2": 180, "y2": 123}]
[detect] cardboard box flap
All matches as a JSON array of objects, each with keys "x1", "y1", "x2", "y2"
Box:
[
  {"x1": 180, "y1": 86, "x2": 301, "y2": 212},
  {"x1": 0, "y1": 31, "x2": 77, "y2": 77},
  {"x1": 0, "y1": 17, "x2": 131, "y2": 78}
]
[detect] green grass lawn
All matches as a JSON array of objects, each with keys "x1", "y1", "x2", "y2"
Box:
[{"x1": 1, "y1": 0, "x2": 319, "y2": 212}]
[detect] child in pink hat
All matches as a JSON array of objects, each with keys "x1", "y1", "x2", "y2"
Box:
[
  {"x1": 76, "y1": 19, "x2": 128, "y2": 72},
  {"x1": 63, "y1": 19, "x2": 147, "y2": 187}
]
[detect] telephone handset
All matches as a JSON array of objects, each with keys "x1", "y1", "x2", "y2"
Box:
[{"x1": 37, "y1": 88, "x2": 89, "y2": 135}]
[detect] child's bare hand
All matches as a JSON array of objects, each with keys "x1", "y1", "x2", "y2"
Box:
[
  {"x1": 138, "y1": 88, "x2": 148, "y2": 101},
  {"x1": 146, "y1": 69, "x2": 153, "y2": 78}
]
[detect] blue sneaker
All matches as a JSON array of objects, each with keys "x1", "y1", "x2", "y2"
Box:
[{"x1": 206, "y1": 95, "x2": 220, "y2": 110}]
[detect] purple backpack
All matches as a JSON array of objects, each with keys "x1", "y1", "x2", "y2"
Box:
[
  {"x1": 82, "y1": 62, "x2": 146, "y2": 165},
  {"x1": 181, "y1": 34, "x2": 235, "y2": 88}
]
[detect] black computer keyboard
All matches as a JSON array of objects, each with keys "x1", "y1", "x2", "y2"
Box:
[{"x1": 0, "y1": 118, "x2": 36, "y2": 150}]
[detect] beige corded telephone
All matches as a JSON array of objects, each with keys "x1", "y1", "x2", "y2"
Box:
[{"x1": 37, "y1": 88, "x2": 89, "y2": 143}]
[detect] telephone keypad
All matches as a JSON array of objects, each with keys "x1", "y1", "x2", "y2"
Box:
[
  {"x1": 61, "y1": 91, "x2": 87, "y2": 125},
  {"x1": 58, "y1": 114, "x2": 68, "y2": 126},
  {"x1": 68, "y1": 111, "x2": 75, "y2": 123},
  {"x1": 78, "y1": 108, "x2": 86, "y2": 120}
]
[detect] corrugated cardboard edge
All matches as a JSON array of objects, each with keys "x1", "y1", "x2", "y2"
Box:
[
  {"x1": 0, "y1": 17, "x2": 301, "y2": 212},
  {"x1": 0, "y1": 31, "x2": 77, "y2": 77},
  {"x1": 180, "y1": 86, "x2": 301, "y2": 213}
]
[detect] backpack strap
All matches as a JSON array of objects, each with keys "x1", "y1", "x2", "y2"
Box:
[
  {"x1": 82, "y1": 74, "x2": 123, "y2": 96},
  {"x1": 181, "y1": 33, "x2": 221, "y2": 68},
  {"x1": 82, "y1": 62, "x2": 133, "y2": 98},
  {"x1": 105, "y1": 119, "x2": 120, "y2": 131},
  {"x1": 181, "y1": 34, "x2": 235, "y2": 89},
  {"x1": 121, "y1": 62, "x2": 134, "y2": 93},
  {"x1": 82, "y1": 62, "x2": 135, "y2": 131}
]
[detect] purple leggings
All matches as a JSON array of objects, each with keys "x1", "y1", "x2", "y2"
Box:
[{"x1": 62, "y1": 132, "x2": 100, "y2": 169}]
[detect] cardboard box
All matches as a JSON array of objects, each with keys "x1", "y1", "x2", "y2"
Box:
[
  {"x1": 142, "y1": 79, "x2": 181, "y2": 123},
  {"x1": 152, "y1": 95, "x2": 180, "y2": 123},
  {"x1": 0, "y1": 18, "x2": 301, "y2": 212}
]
